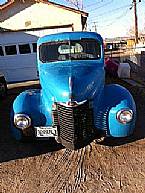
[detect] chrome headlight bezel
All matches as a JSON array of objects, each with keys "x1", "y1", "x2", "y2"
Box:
[
  {"x1": 116, "y1": 109, "x2": 133, "y2": 124},
  {"x1": 14, "y1": 114, "x2": 31, "y2": 129}
]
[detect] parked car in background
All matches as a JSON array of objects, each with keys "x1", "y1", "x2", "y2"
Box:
[
  {"x1": 11, "y1": 32, "x2": 136, "y2": 150},
  {"x1": 0, "y1": 72, "x2": 7, "y2": 98},
  {"x1": 105, "y1": 57, "x2": 119, "y2": 77}
]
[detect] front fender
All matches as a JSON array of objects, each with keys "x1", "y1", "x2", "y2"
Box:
[
  {"x1": 12, "y1": 89, "x2": 44, "y2": 125},
  {"x1": 95, "y1": 84, "x2": 136, "y2": 137},
  {"x1": 11, "y1": 89, "x2": 42, "y2": 140},
  {"x1": 11, "y1": 89, "x2": 54, "y2": 140}
]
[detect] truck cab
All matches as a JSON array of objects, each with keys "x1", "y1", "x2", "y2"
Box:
[{"x1": 11, "y1": 32, "x2": 136, "y2": 150}]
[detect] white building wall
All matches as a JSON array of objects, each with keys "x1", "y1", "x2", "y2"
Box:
[
  {"x1": 0, "y1": 26, "x2": 73, "y2": 82},
  {"x1": 1, "y1": 2, "x2": 82, "y2": 31}
]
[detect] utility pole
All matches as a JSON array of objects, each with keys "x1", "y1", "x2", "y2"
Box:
[
  {"x1": 133, "y1": 0, "x2": 138, "y2": 44},
  {"x1": 93, "y1": 22, "x2": 97, "y2": 32},
  {"x1": 80, "y1": 0, "x2": 83, "y2": 10}
]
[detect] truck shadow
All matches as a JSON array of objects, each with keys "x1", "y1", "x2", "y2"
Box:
[{"x1": 0, "y1": 83, "x2": 64, "y2": 163}]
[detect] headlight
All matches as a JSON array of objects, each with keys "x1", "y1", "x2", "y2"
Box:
[
  {"x1": 14, "y1": 114, "x2": 31, "y2": 129},
  {"x1": 116, "y1": 109, "x2": 133, "y2": 124}
]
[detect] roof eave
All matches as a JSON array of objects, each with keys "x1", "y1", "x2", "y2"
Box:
[
  {"x1": 0, "y1": 0, "x2": 88, "y2": 16},
  {"x1": 0, "y1": 0, "x2": 14, "y2": 10}
]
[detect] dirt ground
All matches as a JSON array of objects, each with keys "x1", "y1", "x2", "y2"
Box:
[{"x1": 0, "y1": 79, "x2": 145, "y2": 193}]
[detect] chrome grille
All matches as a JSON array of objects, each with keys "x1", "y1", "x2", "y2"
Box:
[
  {"x1": 52, "y1": 109, "x2": 59, "y2": 126},
  {"x1": 95, "y1": 107, "x2": 109, "y2": 135}
]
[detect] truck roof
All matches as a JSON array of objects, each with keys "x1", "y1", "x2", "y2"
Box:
[{"x1": 37, "y1": 31, "x2": 103, "y2": 45}]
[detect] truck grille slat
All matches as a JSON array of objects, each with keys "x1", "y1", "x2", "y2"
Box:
[{"x1": 53, "y1": 101, "x2": 95, "y2": 149}]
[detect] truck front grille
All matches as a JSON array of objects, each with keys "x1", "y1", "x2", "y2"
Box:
[{"x1": 53, "y1": 101, "x2": 95, "y2": 149}]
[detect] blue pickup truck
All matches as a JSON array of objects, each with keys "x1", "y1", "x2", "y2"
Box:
[{"x1": 10, "y1": 32, "x2": 136, "y2": 149}]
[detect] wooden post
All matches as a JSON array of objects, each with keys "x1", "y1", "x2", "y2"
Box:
[{"x1": 133, "y1": 0, "x2": 139, "y2": 44}]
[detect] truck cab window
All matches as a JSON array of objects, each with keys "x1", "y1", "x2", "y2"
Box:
[
  {"x1": 39, "y1": 39, "x2": 101, "y2": 63},
  {"x1": 70, "y1": 39, "x2": 101, "y2": 60},
  {"x1": 39, "y1": 41, "x2": 69, "y2": 63}
]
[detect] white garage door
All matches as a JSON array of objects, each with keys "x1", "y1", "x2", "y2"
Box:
[{"x1": 0, "y1": 26, "x2": 73, "y2": 82}]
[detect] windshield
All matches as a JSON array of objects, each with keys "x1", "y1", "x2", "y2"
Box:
[{"x1": 39, "y1": 38, "x2": 101, "y2": 63}]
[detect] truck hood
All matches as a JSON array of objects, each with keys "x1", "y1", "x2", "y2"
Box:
[{"x1": 39, "y1": 61, "x2": 105, "y2": 103}]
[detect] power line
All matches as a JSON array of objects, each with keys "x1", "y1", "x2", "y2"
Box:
[
  {"x1": 89, "y1": 9, "x2": 129, "y2": 30},
  {"x1": 97, "y1": 9, "x2": 129, "y2": 29},
  {"x1": 89, "y1": 4, "x2": 132, "y2": 21},
  {"x1": 84, "y1": 0, "x2": 104, "y2": 9},
  {"x1": 87, "y1": 0, "x2": 114, "y2": 12},
  {"x1": 88, "y1": 10, "x2": 130, "y2": 34},
  {"x1": 91, "y1": 8, "x2": 130, "y2": 25}
]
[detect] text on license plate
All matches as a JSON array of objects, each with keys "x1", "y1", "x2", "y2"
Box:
[{"x1": 35, "y1": 127, "x2": 58, "y2": 137}]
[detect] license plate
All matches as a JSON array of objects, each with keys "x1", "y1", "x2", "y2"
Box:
[{"x1": 35, "y1": 126, "x2": 58, "y2": 138}]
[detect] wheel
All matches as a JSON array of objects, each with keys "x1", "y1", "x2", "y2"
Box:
[{"x1": 0, "y1": 78, "x2": 7, "y2": 98}]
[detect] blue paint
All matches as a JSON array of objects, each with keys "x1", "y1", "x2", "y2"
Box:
[
  {"x1": 96, "y1": 84, "x2": 136, "y2": 137},
  {"x1": 11, "y1": 32, "x2": 136, "y2": 141}
]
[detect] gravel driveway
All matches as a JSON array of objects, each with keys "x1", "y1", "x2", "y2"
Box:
[{"x1": 0, "y1": 80, "x2": 145, "y2": 193}]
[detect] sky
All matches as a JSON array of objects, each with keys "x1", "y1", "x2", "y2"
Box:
[
  {"x1": 0, "y1": 0, "x2": 145, "y2": 38},
  {"x1": 0, "y1": 0, "x2": 6, "y2": 4}
]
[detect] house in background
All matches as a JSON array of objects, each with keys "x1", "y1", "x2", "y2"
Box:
[{"x1": 0, "y1": 0, "x2": 88, "y2": 82}]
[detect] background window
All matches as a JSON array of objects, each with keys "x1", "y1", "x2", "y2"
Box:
[
  {"x1": 32, "y1": 43, "x2": 37, "y2": 52},
  {"x1": 19, "y1": 44, "x2": 31, "y2": 54},
  {"x1": 5, "y1": 45, "x2": 17, "y2": 55},
  {"x1": 0, "y1": 46, "x2": 4, "y2": 56}
]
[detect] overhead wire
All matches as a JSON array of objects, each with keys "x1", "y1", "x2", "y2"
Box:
[
  {"x1": 84, "y1": 0, "x2": 105, "y2": 9},
  {"x1": 87, "y1": 0, "x2": 114, "y2": 12},
  {"x1": 97, "y1": 8, "x2": 130, "y2": 29},
  {"x1": 89, "y1": 3, "x2": 132, "y2": 21},
  {"x1": 97, "y1": 8, "x2": 129, "y2": 25},
  {"x1": 94, "y1": 0, "x2": 142, "y2": 29},
  {"x1": 87, "y1": 3, "x2": 132, "y2": 33}
]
